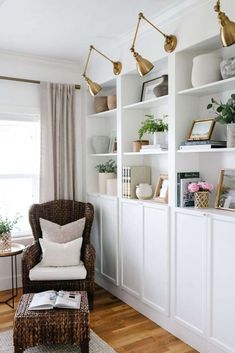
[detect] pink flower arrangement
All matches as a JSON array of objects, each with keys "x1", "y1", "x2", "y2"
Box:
[{"x1": 188, "y1": 181, "x2": 213, "y2": 193}]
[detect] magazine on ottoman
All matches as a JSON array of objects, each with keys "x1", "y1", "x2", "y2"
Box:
[{"x1": 29, "y1": 290, "x2": 81, "y2": 310}]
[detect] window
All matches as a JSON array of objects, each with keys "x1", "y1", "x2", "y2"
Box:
[{"x1": 0, "y1": 117, "x2": 40, "y2": 236}]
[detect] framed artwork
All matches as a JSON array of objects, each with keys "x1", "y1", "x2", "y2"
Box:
[
  {"x1": 140, "y1": 76, "x2": 162, "y2": 102},
  {"x1": 188, "y1": 118, "x2": 215, "y2": 141},
  {"x1": 153, "y1": 174, "x2": 168, "y2": 203},
  {"x1": 109, "y1": 131, "x2": 117, "y2": 153},
  {"x1": 215, "y1": 169, "x2": 235, "y2": 211}
]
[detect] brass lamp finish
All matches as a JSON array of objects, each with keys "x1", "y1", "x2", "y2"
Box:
[
  {"x1": 214, "y1": 0, "x2": 235, "y2": 47},
  {"x1": 130, "y1": 12, "x2": 177, "y2": 76},
  {"x1": 82, "y1": 45, "x2": 122, "y2": 96}
]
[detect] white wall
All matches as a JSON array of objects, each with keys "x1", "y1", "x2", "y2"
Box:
[{"x1": 0, "y1": 52, "x2": 84, "y2": 290}]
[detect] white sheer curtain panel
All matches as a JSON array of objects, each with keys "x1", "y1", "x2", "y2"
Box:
[{"x1": 40, "y1": 82, "x2": 77, "y2": 202}]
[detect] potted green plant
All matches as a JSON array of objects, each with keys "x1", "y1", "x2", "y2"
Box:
[
  {"x1": 207, "y1": 94, "x2": 235, "y2": 147},
  {"x1": 134, "y1": 115, "x2": 168, "y2": 151},
  {"x1": 0, "y1": 214, "x2": 20, "y2": 251},
  {"x1": 95, "y1": 159, "x2": 117, "y2": 194}
]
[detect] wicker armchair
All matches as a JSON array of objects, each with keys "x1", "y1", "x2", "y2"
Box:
[{"x1": 22, "y1": 200, "x2": 95, "y2": 309}]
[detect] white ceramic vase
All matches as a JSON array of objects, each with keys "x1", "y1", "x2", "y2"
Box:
[
  {"x1": 107, "y1": 178, "x2": 117, "y2": 196},
  {"x1": 91, "y1": 136, "x2": 110, "y2": 154},
  {"x1": 153, "y1": 132, "x2": 168, "y2": 146},
  {"x1": 136, "y1": 184, "x2": 152, "y2": 200},
  {"x1": 98, "y1": 173, "x2": 116, "y2": 194},
  {"x1": 227, "y1": 123, "x2": 235, "y2": 148},
  {"x1": 191, "y1": 53, "x2": 222, "y2": 87}
]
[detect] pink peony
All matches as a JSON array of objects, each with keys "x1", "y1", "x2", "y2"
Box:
[
  {"x1": 188, "y1": 182, "x2": 200, "y2": 193},
  {"x1": 198, "y1": 181, "x2": 213, "y2": 192}
]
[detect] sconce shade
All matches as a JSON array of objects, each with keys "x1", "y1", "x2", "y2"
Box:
[
  {"x1": 84, "y1": 76, "x2": 102, "y2": 96},
  {"x1": 113, "y1": 61, "x2": 122, "y2": 75},
  {"x1": 133, "y1": 52, "x2": 154, "y2": 76},
  {"x1": 220, "y1": 16, "x2": 235, "y2": 46}
]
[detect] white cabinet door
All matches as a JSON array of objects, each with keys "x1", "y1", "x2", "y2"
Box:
[
  {"x1": 174, "y1": 210, "x2": 206, "y2": 335},
  {"x1": 143, "y1": 205, "x2": 169, "y2": 315},
  {"x1": 87, "y1": 194, "x2": 101, "y2": 273},
  {"x1": 208, "y1": 216, "x2": 235, "y2": 353},
  {"x1": 100, "y1": 196, "x2": 118, "y2": 284},
  {"x1": 120, "y1": 201, "x2": 143, "y2": 297}
]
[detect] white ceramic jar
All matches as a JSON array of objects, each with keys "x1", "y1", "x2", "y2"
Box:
[
  {"x1": 136, "y1": 184, "x2": 152, "y2": 200},
  {"x1": 191, "y1": 53, "x2": 222, "y2": 87}
]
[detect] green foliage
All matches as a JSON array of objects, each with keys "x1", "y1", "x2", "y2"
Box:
[
  {"x1": 207, "y1": 94, "x2": 235, "y2": 124},
  {"x1": 0, "y1": 214, "x2": 21, "y2": 235},
  {"x1": 95, "y1": 159, "x2": 117, "y2": 173},
  {"x1": 138, "y1": 115, "x2": 168, "y2": 140}
]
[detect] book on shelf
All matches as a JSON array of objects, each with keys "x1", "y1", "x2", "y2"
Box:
[
  {"x1": 177, "y1": 172, "x2": 200, "y2": 207},
  {"x1": 122, "y1": 166, "x2": 151, "y2": 199},
  {"x1": 180, "y1": 140, "x2": 226, "y2": 150},
  {"x1": 29, "y1": 290, "x2": 81, "y2": 311}
]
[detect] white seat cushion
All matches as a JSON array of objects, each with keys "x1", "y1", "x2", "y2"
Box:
[{"x1": 29, "y1": 261, "x2": 87, "y2": 281}]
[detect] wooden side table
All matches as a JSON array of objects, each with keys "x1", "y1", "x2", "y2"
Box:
[{"x1": 0, "y1": 243, "x2": 25, "y2": 308}]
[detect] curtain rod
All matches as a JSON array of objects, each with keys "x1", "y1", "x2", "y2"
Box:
[{"x1": 0, "y1": 75, "x2": 81, "y2": 89}]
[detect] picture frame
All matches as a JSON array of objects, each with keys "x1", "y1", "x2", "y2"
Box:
[
  {"x1": 153, "y1": 174, "x2": 168, "y2": 203},
  {"x1": 140, "y1": 76, "x2": 162, "y2": 102},
  {"x1": 108, "y1": 131, "x2": 117, "y2": 153},
  {"x1": 188, "y1": 118, "x2": 215, "y2": 141},
  {"x1": 215, "y1": 169, "x2": 235, "y2": 211}
]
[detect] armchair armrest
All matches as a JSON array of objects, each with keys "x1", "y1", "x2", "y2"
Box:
[
  {"x1": 83, "y1": 243, "x2": 96, "y2": 280},
  {"x1": 22, "y1": 242, "x2": 41, "y2": 282}
]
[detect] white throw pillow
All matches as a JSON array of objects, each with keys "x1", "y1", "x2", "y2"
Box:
[
  {"x1": 39, "y1": 237, "x2": 83, "y2": 267},
  {"x1": 40, "y1": 217, "x2": 85, "y2": 243}
]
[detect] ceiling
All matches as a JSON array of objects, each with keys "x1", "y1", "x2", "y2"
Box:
[{"x1": 0, "y1": 0, "x2": 181, "y2": 62}]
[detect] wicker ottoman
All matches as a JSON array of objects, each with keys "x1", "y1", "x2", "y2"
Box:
[{"x1": 13, "y1": 291, "x2": 90, "y2": 353}]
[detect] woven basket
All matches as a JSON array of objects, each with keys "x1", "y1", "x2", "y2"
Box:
[
  {"x1": 0, "y1": 232, "x2": 12, "y2": 252},
  {"x1": 195, "y1": 191, "x2": 209, "y2": 208}
]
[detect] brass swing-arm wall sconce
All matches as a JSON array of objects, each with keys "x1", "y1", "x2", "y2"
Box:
[
  {"x1": 214, "y1": 0, "x2": 235, "y2": 47},
  {"x1": 130, "y1": 12, "x2": 177, "y2": 76},
  {"x1": 82, "y1": 45, "x2": 122, "y2": 96}
]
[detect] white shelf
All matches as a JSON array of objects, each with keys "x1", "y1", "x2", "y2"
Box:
[
  {"x1": 177, "y1": 148, "x2": 235, "y2": 153},
  {"x1": 88, "y1": 109, "x2": 117, "y2": 119},
  {"x1": 124, "y1": 151, "x2": 168, "y2": 156},
  {"x1": 175, "y1": 206, "x2": 235, "y2": 219},
  {"x1": 90, "y1": 153, "x2": 117, "y2": 157},
  {"x1": 178, "y1": 77, "x2": 235, "y2": 97},
  {"x1": 123, "y1": 95, "x2": 168, "y2": 110}
]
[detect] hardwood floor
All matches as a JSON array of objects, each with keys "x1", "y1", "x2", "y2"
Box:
[{"x1": 0, "y1": 286, "x2": 198, "y2": 352}]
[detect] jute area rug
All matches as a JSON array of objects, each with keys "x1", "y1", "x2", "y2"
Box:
[{"x1": 0, "y1": 329, "x2": 116, "y2": 353}]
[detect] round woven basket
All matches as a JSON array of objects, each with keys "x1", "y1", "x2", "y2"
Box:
[
  {"x1": 194, "y1": 191, "x2": 209, "y2": 208},
  {"x1": 0, "y1": 232, "x2": 12, "y2": 252}
]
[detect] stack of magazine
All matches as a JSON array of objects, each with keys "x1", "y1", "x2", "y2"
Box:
[
  {"x1": 140, "y1": 144, "x2": 168, "y2": 153},
  {"x1": 29, "y1": 290, "x2": 81, "y2": 310},
  {"x1": 179, "y1": 140, "x2": 226, "y2": 151}
]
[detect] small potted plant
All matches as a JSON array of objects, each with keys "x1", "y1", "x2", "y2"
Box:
[
  {"x1": 0, "y1": 214, "x2": 20, "y2": 251},
  {"x1": 134, "y1": 114, "x2": 168, "y2": 152},
  {"x1": 95, "y1": 159, "x2": 117, "y2": 194},
  {"x1": 207, "y1": 94, "x2": 235, "y2": 147},
  {"x1": 188, "y1": 181, "x2": 213, "y2": 208}
]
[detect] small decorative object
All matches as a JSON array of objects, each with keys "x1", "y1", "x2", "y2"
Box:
[
  {"x1": 188, "y1": 181, "x2": 213, "y2": 208},
  {"x1": 215, "y1": 169, "x2": 235, "y2": 211},
  {"x1": 141, "y1": 76, "x2": 168, "y2": 101},
  {"x1": 136, "y1": 183, "x2": 153, "y2": 200},
  {"x1": 91, "y1": 136, "x2": 110, "y2": 154},
  {"x1": 138, "y1": 114, "x2": 168, "y2": 147},
  {"x1": 0, "y1": 214, "x2": 20, "y2": 252},
  {"x1": 220, "y1": 57, "x2": 235, "y2": 79},
  {"x1": 107, "y1": 95, "x2": 117, "y2": 110},
  {"x1": 207, "y1": 94, "x2": 235, "y2": 147},
  {"x1": 153, "y1": 75, "x2": 168, "y2": 97},
  {"x1": 109, "y1": 134, "x2": 117, "y2": 153},
  {"x1": 153, "y1": 175, "x2": 168, "y2": 203},
  {"x1": 107, "y1": 178, "x2": 117, "y2": 196},
  {"x1": 95, "y1": 159, "x2": 117, "y2": 194},
  {"x1": 94, "y1": 96, "x2": 108, "y2": 113},
  {"x1": 188, "y1": 118, "x2": 215, "y2": 141},
  {"x1": 132, "y1": 140, "x2": 149, "y2": 152},
  {"x1": 191, "y1": 53, "x2": 222, "y2": 87}
]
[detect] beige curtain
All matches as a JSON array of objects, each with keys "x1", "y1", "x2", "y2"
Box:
[{"x1": 39, "y1": 82, "x2": 76, "y2": 202}]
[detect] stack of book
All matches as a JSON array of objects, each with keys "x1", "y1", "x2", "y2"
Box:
[
  {"x1": 140, "y1": 144, "x2": 168, "y2": 153},
  {"x1": 179, "y1": 140, "x2": 226, "y2": 151},
  {"x1": 177, "y1": 172, "x2": 200, "y2": 207},
  {"x1": 122, "y1": 166, "x2": 151, "y2": 199}
]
